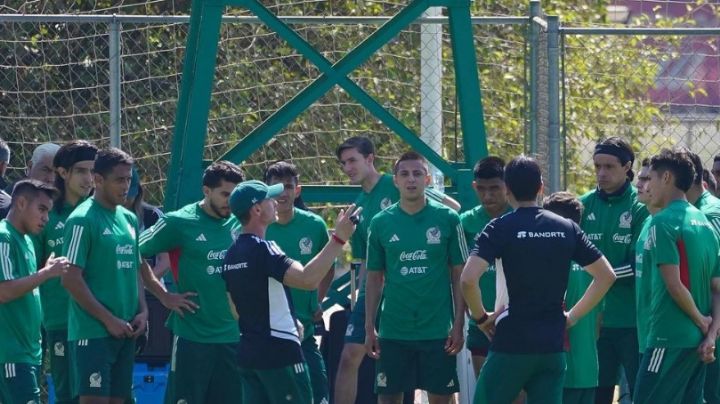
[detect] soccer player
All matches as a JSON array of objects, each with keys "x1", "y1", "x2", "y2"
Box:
[
  {"x1": 459, "y1": 156, "x2": 512, "y2": 375},
  {"x1": 138, "y1": 161, "x2": 245, "y2": 404},
  {"x1": 334, "y1": 137, "x2": 459, "y2": 404},
  {"x1": 264, "y1": 161, "x2": 333, "y2": 404},
  {"x1": 222, "y1": 180, "x2": 359, "y2": 403},
  {"x1": 0, "y1": 180, "x2": 69, "y2": 404},
  {"x1": 33, "y1": 140, "x2": 98, "y2": 404},
  {"x1": 462, "y1": 156, "x2": 615, "y2": 404},
  {"x1": 62, "y1": 148, "x2": 148, "y2": 404},
  {"x1": 542, "y1": 191, "x2": 602, "y2": 404},
  {"x1": 363, "y1": 151, "x2": 467, "y2": 404},
  {"x1": 684, "y1": 151, "x2": 720, "y2": 403},
  {"x1": 633, "y1": 148, "x2": 719, "y2": 404},
  {"x1": 579, "y1": 137, "x2": 648, "y2": 403}
]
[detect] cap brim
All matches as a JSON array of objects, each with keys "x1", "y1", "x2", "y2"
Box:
[{"x1": 265, "y1": 183, "x2": 284, "y2": 199}]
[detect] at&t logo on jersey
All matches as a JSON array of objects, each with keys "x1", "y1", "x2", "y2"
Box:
[
  {"x1": 426, "y1": 227, "x2": 441, "y2": 244},
  {"x1": 400, "y1": 266, "x2": 427, "y2": 276},
  {"x1": 299, "y1": 237, "x2": 312, "y2": 255}
]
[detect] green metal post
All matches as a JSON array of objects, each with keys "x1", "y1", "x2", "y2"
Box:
[
  {"x1": 446, "y1": 1, "x2": 487, "y2": 168},
  {"x1": 218, "y1": 0, "x2": 431, "y2": 160},
  {"x1": 528, "y1": 0, "x2": 541, "y2": 155},
  {"x1": 220, "y1": 0, "x2": 456, "y2": 178},
  {"x1": 547, "y1": 15, "x2": 561, "y2": 192},
  {"x1": 164, "y1": 0, "x2": 224, "y2": 210}
]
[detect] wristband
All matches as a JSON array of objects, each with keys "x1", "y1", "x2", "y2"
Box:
[
  {"x1": 474, "y1": 312, "x2": 489, "y2": 325},
  {"x1": 331, "y1": 233, "x2": 347, "y2": 245}
]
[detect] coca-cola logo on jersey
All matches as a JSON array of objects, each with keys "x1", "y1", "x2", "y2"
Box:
[
  {"x1": 400, "y1": 250, "x2": 427, "y2": 261},
  {"x1": 207, "y1": 250, "x2": 227, "y2": 261}
]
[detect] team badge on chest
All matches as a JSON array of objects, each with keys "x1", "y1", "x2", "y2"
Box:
[
  {"x1": 426, "y1": 227, "x2": 441, "y2": 244},
  {"x1": 619, "y1": 211, "x2": 632, "y2": 229},
  {"x1": 299, "y1": 237, "x2": 312, "y2": 255},
  {"x1": 380, "y1": 197, "x2": 392, "y2": 210}
]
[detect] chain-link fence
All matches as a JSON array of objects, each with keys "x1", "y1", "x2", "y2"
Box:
[
  {"x1": 561, "y1": 27, "x2": 720, "y2": 194},
  {"x1": 0, "y1": 14, "x2": 529, "y2": 205}
]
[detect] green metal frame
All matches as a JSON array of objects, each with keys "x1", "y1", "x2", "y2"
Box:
[{"x1": 164, "y1": 0, "x2": 488, "y2": 210}]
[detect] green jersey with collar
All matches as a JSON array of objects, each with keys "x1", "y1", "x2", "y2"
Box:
[
  {"x1": 366, "y1": 200, "x2": 467, "y2": 340},
  {"x1": 63, "y1": 198, "x2": 141, "y2": 341},
  {"x1": 565, "y1": 262, "x2": 601, "y2": 388},
  {"x1": 460, "y1": 205, "x2": 512, "y2": 326},
  {"x1": 0, "y1": 220, "x2": 41, "y2": 364},
  {"x1": 635, "y1": 216, "x2": 653, "y2": 353},
  {"x1": 139, "y1": 202, "x2": 241, "y2": 343},
  {"x1": 266, "y1": 207, "x2": 330, "y2": 342},
  {"x1": 647, "y1": 200, "x2": 718, "y2": 348},
  {"x1": 31, "y1": 203, "x2": 76, "y2": 331},
  {"x1": 580, "y1": 183, "x2": 648, "y2": 328}
]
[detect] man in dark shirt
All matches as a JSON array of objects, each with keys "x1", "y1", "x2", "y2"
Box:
[
  {"x1": 460, "y1": 156, "x2": 616, "y2": 404},
  {"x1": 222, "y1": 180, "x2": 360, "y2": 403}
]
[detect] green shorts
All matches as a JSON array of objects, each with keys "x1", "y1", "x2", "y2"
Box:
[
  {"x1": 634, "y1": 347, "x2": 705, "y2": 404},
  {"x1": 239, "y1": 362, "x2": 311, "y2": 404},
  {"x1": 705, "y1": 355, "x2": 720, "y2": 404},
  {"x1": 375, "y1": 338, "x2": 458, "y2": 396},
  {"x1": 344, "y1": 294, "x2": 366, "y2": 344},
  {"x1": 70, "y1": 337, "x2": 135, "y2": 399},
  {"x1": 597, "y1": 327, "x2": 639, "y2": 391},
  {"x1": 562, "y1": 387, "x2": 595, "y2": 404},
  {"x1": 164, "y1": 336, "x2": 243, "y2": 404},
  {"x1": 0, "y1": 363, "x2": 40, "y2": 404},
  {"x1": 466, "y1": 325, "x2": 490, "y2": 356},
  {"x1": 301, "y1": 337, "x2": 328, "y2": 404},
  {"x1": 475, "y1": 351, "x2": 566, "y2": 404},
  {"x1": 47, "y1": 329, "x2": 77, "y2": 404}
]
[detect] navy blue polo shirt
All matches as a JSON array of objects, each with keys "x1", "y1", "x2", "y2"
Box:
[
  {"x1": 222, "y1": 233, "x2": 303, "y2": 369},
  {"x1": 472, "y1": 206, "x2": 602, "y2": 354}
]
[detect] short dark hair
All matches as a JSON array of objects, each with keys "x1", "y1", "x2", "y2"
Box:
[
  {"x1": 683, "y1": 150, "x2": 703, "y2": 185},
  {"x1": 596, "y1": 137, "x2": 636, "y2": 181},
  {"x1": 473, "y1": 156, "x2": 505, "y2": 181},
  {"x1": 94, "y1": 148, "x2": 134, "y2": 177},
  {"x1": 10, "y1": 179, "x2": 59, "y2": 207},
  {"x1": 393, "y1": 151, "x2": 428, "y2": 174},
  {"x1": 640, "y1": 157, "x2": 650, "y2": 168},
  {"x1": 543, "y1": 191, "x2": 583, "y2": 224},
  {"x1": 714, "y1": 154, "x2": 720, "y2": 163},
  {"x1": 264, "y1": 161, "x2": 299, "y2": 184},
  {"x1": 202, "y1": 161, "x2": 244, "y2": 188},
  {"x1": 704, "y1": 168, "x2": 718, "y2": 194},
  {"x1": 336, "y1": 136, "x2": 375, "y2": 160},
  {"x1": 649, "y1": 148, "x2": 695, "y2": 192},
  {"x1": 504, "y1": 156, "x2": 542, "y2": 202}
]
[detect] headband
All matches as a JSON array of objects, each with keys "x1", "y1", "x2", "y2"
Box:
[{"x1": 594, "y1": 144, "x2": 634, "y2": 165}]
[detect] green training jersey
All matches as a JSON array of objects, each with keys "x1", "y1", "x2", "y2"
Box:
[
  {"x1": 0, "y1": 220, "x2": 41, "y2": 364},
  {"x1": 635, "y1": 215, "x2": 653, "y2": 353},
  {"x1": 64, "y1": 198, "x2": 141, "y2": 341},
  {"x1": 460, "y1": 205, "x2": 512, "y2": 328},
  {"x1": 366, "y1": 199, "x2": 468, "y2": 340},
  {"x1": 266, "y1": 207, "x2": 329, "y2": 342},
  {"x1": 647, "y1": 200, "x2": 718, "y2": 348},
  {"x1": 139, "y1": 202, "x2": 241, "y2": 343},
  {"x1": 694, "y1": 190, "x2": 720, "y2": 238},
  {"x1": 580, "y1": 183, "x2": 649, "y2": 328},
  {"x1": 31, "y1": 203, "x2": 76, "y2": 331},
  {"x1": 564, "y1": 262, "x2": 600, "y2": 388}
]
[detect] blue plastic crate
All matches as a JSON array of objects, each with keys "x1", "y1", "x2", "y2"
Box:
[{"x1": 132, "y1": 362, "x2": 169, "y2": 404}]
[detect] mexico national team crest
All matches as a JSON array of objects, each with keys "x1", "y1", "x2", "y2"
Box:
[
  {"x1": 426, "y1": 227, "x2": 441, "y2": 244},
  {"x1": 299, "y1": 237, "x2": 312, "y2": 255},
  {"x1": 619, "y1": 211, "x2": 632, "y2": 229},
  {"x1": 231, "y1": 228, "x2": 240, "y2": 241},
  {"x1": 54, "y1": 342, "x2": 65, "y2": 357},
  {"x1": 380, "y1": 197, "x2": 392, "y2": 210}
]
